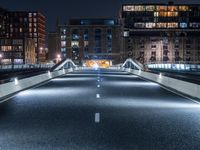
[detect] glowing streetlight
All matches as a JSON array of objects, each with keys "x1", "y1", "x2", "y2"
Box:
[
  {"x1": 39, "y1": 47, "x2": 44, "y2": 54},
  {"x1": 56, "y1": 54, "x2": 61, "y2": 63},
  {"x1": 57, "y1": 54, "x2": 61, "y2": 59}
]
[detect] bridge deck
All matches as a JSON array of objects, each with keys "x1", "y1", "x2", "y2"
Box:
[{"x1": 0, "y1": 69, "x2": 200, "y2": 150}]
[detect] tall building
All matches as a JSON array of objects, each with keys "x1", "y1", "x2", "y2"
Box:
[
  {"x1": 0, "y1": 9, "x2": 46, "y2": 64},
  {"x1": 58, "y1": 19, "x2": 121, "y2": 65},
  {"x1": 120, "y1": 2, "x2": 200, "y2": 64}
]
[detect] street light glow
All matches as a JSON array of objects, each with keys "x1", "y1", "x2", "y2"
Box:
[{"x1": 57, "y1": 54, "x2": 61, "y2": 58}]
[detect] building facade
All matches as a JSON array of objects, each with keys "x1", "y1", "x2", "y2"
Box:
[
  {"x1": 48, "y1": 32, "x2": 60, "y2": 62},
  {"x1": 0, "y1": 10, "x2": 46, "y2": 63},
  {"x1": 0, "y1": 8, "x2": 8, "y2": 38},
  {"x1": 58, "y1": 19, "x2": 121, "y2": 65},
  {"x1": 120, "y1": 3, "x2": 200, "y2": 64},
  {"x1": 0, "y1": 38, "x2": 36, "y2": 64}
]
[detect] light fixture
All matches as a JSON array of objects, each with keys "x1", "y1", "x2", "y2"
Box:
[
  {"x1": 159, "y1": 73, "x2": 162, "y2": 78},
  {"x1": 14, "y1": 78, "x2": 18, "y2": 85}
]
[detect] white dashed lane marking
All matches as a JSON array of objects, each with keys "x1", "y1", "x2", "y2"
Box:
[
  {"x1": 96, "y1": 94, "x2": 100, "y2": 98},
  {"x1": 95, "y1": 113, "x2": 100, "y2": 123}
]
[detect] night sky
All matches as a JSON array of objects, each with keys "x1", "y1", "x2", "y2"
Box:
[{"x1": 0, "y1": 0, "x2": 199, "y2": 32}]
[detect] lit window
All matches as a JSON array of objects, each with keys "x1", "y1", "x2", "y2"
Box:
[
  {"x1": 61, "y1": 48, "x2": 66, "y2": 52},
  {"x1": 180, "y1": 22, "x2": 187, "y2": 28},
  {"x1": 84, "y1": 41, "x2": 89, "y2": 47},
  {"x1": 156, "y1": 6, "x2": 167, "y2": 11},
  {"x1": 158, "y1": 12, "x2": 168, "y2": 17},
  {"x1": 190, "y1": 23, "x2": 199, "y2": 28},
  {"x1": 157, "y1": 23, "x2": 167, "y2": 28},
  {"x1": 134, "y1": 23, "x2": 145, "y2": 28},
  {"x1": 123, "y1": 5, "x2": 145, "y2": 11},
  {"x1": 61, "y1": 41, "x2": 66, "y2": 47},
  {"x1": 168, "y1": 6, "x2": 178, "y2": 11},
  {"x1": 20, "y1": 28, "x2": 23, "y2": 32},
  {"x1": 146, "y1": 23, "x2": 156, "y2": 28},
  {"x1": 123, "y1": 31, "x2": 129, "y2": 37},
  {"x1": 167, "y1": 22, "x2": 178, "y2": 28},
  {"x1": 154, "y1": 12, "x2": 159, "y2": 17},
  {"x1": 71, "y1": 41, "x2": 79, "y2": 47},
  {"x1": 179, "y1": 6, "x2": 189, "y2": 11},
  {"x1": 167, "y1": 12, "x2": 178, "y2": 17},
  {"x1": 61, "y1": 35, "x2": 66, "y2": 40},
  {"x1": 134, "y1": 5, "x2": 145, "y2": 11},
  {"x1": 145, "y1": 5, "x2": 155, "y2": 11},
  {"x1": 123, "y1": 5, "x2": 134, "y2": 11}
]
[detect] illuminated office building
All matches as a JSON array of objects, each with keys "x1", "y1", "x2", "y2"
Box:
[
  {"x1": 0, "y1": 38, "x2": 36, "y2": 64},
  {"x1": 0, "y1": 9, "x2": 46, "y2": 63},
  {"x1": 58, "y1": 19, "x2": 121, "y2": 65},
  {"x1": 120, "y1": 2, "x2": 200, "y2": 64}
]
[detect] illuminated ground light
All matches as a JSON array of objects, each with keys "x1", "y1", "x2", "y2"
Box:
[
  {"x1": 14, "y1": 78, "x2": 18, "y2": 85},
  {"x1": 159, "y1": 73, "x2": 162, "y2": 78},
  {"x1": 48, "y1": 71, "x2": 52, "y2": 77}
]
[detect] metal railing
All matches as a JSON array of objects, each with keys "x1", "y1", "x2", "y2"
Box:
[
  {"x1": 0, "y1": 64, "x2": 54, "y2": 70},
  {"x1": 147, "y1": 63, "x2": 200, "y2": 71},
  {"x1": 51, "y1": 58, "x2": 77, "y2": 71},
  {"x1": 122, "y1": 58, "x2": 144, "y2": 70}
]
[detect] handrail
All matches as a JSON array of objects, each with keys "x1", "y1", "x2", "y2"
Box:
[
  {"x1": 0, "y1": 64, "x2": 53, "y2": 70},
  {"x1": 51, "y1": 58, "x2": 77, "y2": 71},
  {"x1": 122, "y1": 58, "x2": 144, "y2": 70}
]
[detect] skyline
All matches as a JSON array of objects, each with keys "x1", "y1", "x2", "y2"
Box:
[{"x1": 1, "y1": 0, "x2": 200, "y2": 32}]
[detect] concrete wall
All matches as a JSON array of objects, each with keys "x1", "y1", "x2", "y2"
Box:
[
  {"x1": 0, "y1": 68, "x2": 73, "y2": 100},
  {"x1": 123, "y1": 68, "x2": 200, "y2": 99}
]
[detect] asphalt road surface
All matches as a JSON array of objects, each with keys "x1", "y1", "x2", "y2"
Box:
[{"x1": 0, "y1": 69, "x2": 200, "y2": 150}]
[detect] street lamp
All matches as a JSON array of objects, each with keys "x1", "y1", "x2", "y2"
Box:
[
  {"x1": 56, "y1": 54, "x2": 61, "y2": 63},
  {"x1": 39, "y1": 47, "x2": 43, "y2": 54}
]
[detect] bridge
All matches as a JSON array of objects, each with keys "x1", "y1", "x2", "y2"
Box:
[{"x1": 0, "y1": 59, "x2": 200, "y2": 150}]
